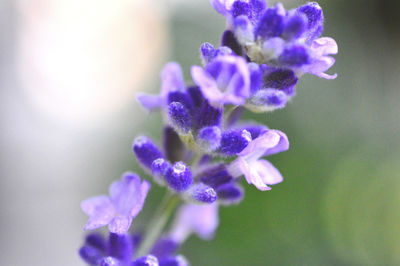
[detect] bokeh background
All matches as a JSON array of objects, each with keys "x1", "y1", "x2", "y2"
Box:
[{"x1": 1, "y1": 0, "x2": 399, "y2": 265}]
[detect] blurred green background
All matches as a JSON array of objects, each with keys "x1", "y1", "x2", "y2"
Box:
[{"x1": 1, "y1": 0, "x2": 399, "y2": 265}]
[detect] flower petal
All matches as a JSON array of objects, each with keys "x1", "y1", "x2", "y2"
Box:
[
  {"x1": 161, "y1": 62, "x2": 185, "y2": 97},
  {"x1": 238, "y1": 130, "x2": 281, "y2": 158},
  {"x1": 311, "y1": 37, "x2": 338, "y2": 55},
  {"x1": 252, "y1": 159, "x2": 284, "y2": 185},
  {"x1": 130, "y1": 179, "x2": 151, "y2": 218},
  {"x1": 237, "y1": 157, "x2": 271, "y2": 191},
  {"x1": 81, "y1": 196, "x2": 115, "y2": 230},
  {"x1": 262, "y1": 129, "x2": 289, "y2": 156},
  {"x1": 169, "y1": 203, "x2": 219, "y2": 243},
  {"x1": 136, "y1": 94, "x2": 163, "y2": 111},
  {"x1": 109, "y1": 173, "x2": 142, "y2": 216},
  {"x1": 191, "y1": 65, "x2": 223, "y2": 105},
  {"x1": 108, "y1": 215, "x2": 133, "y2": 234}
]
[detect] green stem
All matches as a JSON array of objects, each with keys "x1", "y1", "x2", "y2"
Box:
[
  {"x1": 224, "y1": 105, "x2": 239, "y2": 120},
  {"x1": 136, "y1": 192, "x2": 180, "y2": 257}
]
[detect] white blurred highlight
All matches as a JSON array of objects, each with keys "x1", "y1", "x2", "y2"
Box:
[{"x1": 17, "y1": 0, "x2": 167, "y2": 124}]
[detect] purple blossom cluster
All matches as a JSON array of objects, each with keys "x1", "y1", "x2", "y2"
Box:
[{"x1": 79, "y1": 1, "x2": 337, "y2": 265}]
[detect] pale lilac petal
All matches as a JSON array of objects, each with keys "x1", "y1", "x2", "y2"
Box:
[
  {"x1": 81, "y1": 196, "x2": 115, "y2": 230},
  {"x1": 81, "y1": 195, "x2": 114, "y2": 216},
  {"x1": 130, "y1": 180, "x2": 151, "y2": 218},
  {"x1": 137, "y1": 94, "x2": 163, "y2": 111},
  {"x1": 238, "y1": 130, "x2": 281, "y2": 158},
  {"x1": 210, "y1": 0, "x2": 235, "y2": 15},
  {"x1": 315, "y1": 72, "x2": 338, "y2": 80},
  {"x1": 263, "y1": 130, "x2": 289, "y2": 156},
  {"x1": 191, "y1": 65, "x2": 223, "y2": 103},
  {"x1": 109, "y1": 173, "x2": 142, "y2": 216},
  {"x1": 311, "y1": 37, "x2": 338, "y2": 55},
  {"x1": 306, "y1": 56, "x2": 337, "y2": 80},
  {"x1": 252, "y1": 159, "x2": 284, "y2": 185},
  {"x1": 237, "y1": 157, "x2": 271, "y2": 191},
  {"x1": 161, "y1": 62, "x2": 185, "y2": 97},
  {"x1": 262, "y1": 37, "x2": 285, "y2": 59},
  {"x1": 108, "y1": 215, "x2": 133, "y2": 234},
  {"x1": 169, "y1": 203, "x2": 219, "y2": 243}
]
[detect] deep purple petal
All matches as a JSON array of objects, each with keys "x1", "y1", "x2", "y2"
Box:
[
  {"x1": 85, "y1": 233, "x2": 106, "y2": 252},
  {"x1": 107, "y1": 233, "x2": 133, "y2": 263},
  {"x1": 297, "y1": 2, "x2": 324, "y2": 41},
  {"x1": 196, "y1": 100, "x2": 222, "y2": 129},
  {"x1": 220, "y1": 129, "x2": 252, "y2": 156},
  {"x1": 282, "y1": 12, "x2": 308, "y2": 40},
  {"x1": 79, "y1": 246, "x2": 104, "y2": 265},
  {"x1": 221, "y1": 30, "x2": 243, "y2": 56},
  {"x1": 163, "y1": 126, "x2": 186, "y2": 163},
  {"x1": 279, "y1": 45, "x2": 310, "y2": 67},
  {"x1": 150, "y1": 238, "x2": 179, "y2": 259},
  {"x1": 216, "y1": 182, "x2": 244, "y2": 205},
  {"x1": 255, "y1": 7, "x2": 285, "y2": 39}
]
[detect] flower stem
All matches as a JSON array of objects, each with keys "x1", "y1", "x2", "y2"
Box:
[{"x1": 136, "y1": 192, "x2": 180, "y2": 257}]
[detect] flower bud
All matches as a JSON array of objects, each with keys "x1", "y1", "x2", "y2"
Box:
[
  {"x1": 168, "y1": 102, "x2": 192, "y2": 135},
  {"x1": 165, "y1": 162, "x2": 193, "y2": 192},
  {"x1": 133, "y1": 136, "x2": 163, "y2": 170}
]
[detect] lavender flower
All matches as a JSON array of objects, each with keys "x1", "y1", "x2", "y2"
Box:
[
  {"x1": 79, "y1": 0, "x2": 337, "y2": 264},
  {"x1": 227, "y1": 129, "x2": 289, "y2": 191},
  {"x1": 81, "y1": 173, "x2": 150, "y2": 234},
  {"x1": 211, "y1": 1, "x2": 338, "y2": 79},
  {"x1": 137, "y1": 62, "x2": 186, "y2": 111},
  {"x1": 165, "y1": 162, "x2": 193, "y2": 192},
  {"x1": 169, "y1": 203, "x2": 219, "y2": 244},
  {"x1": 191, "y1": 55, "x2": 250, "y2": 106}
]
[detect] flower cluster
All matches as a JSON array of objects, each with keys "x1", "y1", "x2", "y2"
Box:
[{"x1": 79, "y1": 1, "x2": 337, "y2": 265}]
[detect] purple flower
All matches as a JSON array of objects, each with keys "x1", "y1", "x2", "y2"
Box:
[
  {"x1": 184, "y1": 183, "x2": 218, "y2": 204},
  {"x1": 165, "y1": 162, "x2": 193, "y2": 192},
  {"x1": 227, "y1": 130, "x2": 288, "y2": 191},
  {"x1": 131, "y1": 255, "x2": 159, "y2": 266},
  {"x1": 213, "y1": 1, "x2": 338, "y2": 80},
  {"x1": 79, "y1": 232, "x2": 133, "y2": 265},
  {"x1": 81, "y1": 173, "x2": 150, "y2": 234},
  {"x1": 219, "y1": 129, "x2": 252, "y2": 156},
  {"x1": 137, "y1": 62, "x2": 186, "y2": 111},
  {"x1": 197, "y1": 126, "x2": 222, "y2": 152},
  {"x1": 169, "y1": 203, "x2": 219, "y2": 244},
  {"x1": 299, "y1": 37, "x2": 338, "y2": 79},
  {"x1": 191, "y1": 55, "x2": 250, "y2": 106},
  {"x1": 133, "y1": 136, "x2": 164, "y2": 170}
]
